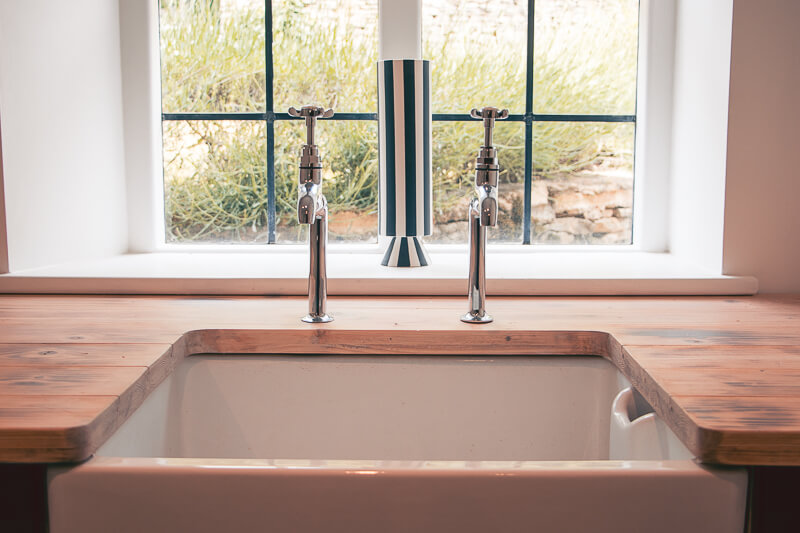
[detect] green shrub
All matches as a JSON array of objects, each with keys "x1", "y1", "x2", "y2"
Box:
[
  {"x1": 160, "y1": 0, "x2": 266, "y2": 113},
  {"x1": 163, "y1": 121, "x2": 268, "y2": 241}
]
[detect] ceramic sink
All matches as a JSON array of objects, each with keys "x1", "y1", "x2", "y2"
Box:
[{"x1": 48, "y1": 355, "x2": 747, "y2": 533}]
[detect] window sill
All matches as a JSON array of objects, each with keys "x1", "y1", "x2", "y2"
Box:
[{"x1": 0, "y1": 249, "x2": 758, "y2": 295}]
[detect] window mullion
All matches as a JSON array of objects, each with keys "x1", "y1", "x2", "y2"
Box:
[
  {"x1": 523, "y1": 0, "x2": 535, "y2": 245},
  {"x1": 266, "y1": 0, "x2": 275, "y2": 244}
]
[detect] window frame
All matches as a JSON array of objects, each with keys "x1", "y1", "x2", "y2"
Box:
[{"x1": 155, "y1": 0, "x2": 644, "y2": 249}]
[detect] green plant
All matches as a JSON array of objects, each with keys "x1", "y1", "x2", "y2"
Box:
[
  {"x1": 160, "y1": 0, "x2": 266, "y2": 113},
  {"x1": 163, "y1": 120, "x2": 268, "y2": 241}
]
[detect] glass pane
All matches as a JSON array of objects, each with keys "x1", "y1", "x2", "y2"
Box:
[
  {"x1": 163, "y1": 120, "x2": 267, "y2": 243},
  {"x1": 159, "y1": 0, "x2": 266, "y2": 113},
  {"x1": 533, "y1": 0, "x2": 639, "y2": 115},
  {"x1": 275, "y1": 120, "x2": 379, "y2": 243},
  {"x1": 532, "y1": 122, "x2": 634, "y2": 244},
  {"x1": 429, "y1": 121, "x2": 524, "y2": 244},
  {"x1": 423, "y1": 0, "x2": 526, "y2": 114},
  {"x1": 273, "y1": 1, "x2": 378, "y2": 114}
]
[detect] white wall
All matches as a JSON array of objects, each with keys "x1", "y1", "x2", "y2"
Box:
[
  {"x1": 722, "y1": 0, "x2": 800, "y2": 292},
  {"x1": 0, "y1": 117, "x2": 8, "y2": 273},
  {"x1": 119, "y1": 0, "x2": 162, "y2": 253},
  {"x1": 0, "y1": 0, "x2": 128, "y2": 271},
  {"x1": 668, "y1": 0, "x2": 733, "y2": 273},
  {"x1": 0, "y1": 0, "x2": 798, "y2": 292}
]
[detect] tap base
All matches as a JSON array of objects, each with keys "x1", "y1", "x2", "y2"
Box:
[
  {"x1": 302, "y1": 313, "x2": 334, "y2": 323},
  {"x1": 460, "y1": 311, "x2": 493, "y2": 324}
]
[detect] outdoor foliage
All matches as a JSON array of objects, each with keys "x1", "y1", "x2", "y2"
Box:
[{"x1": 160, "y1": 0, "x2": 637, "y2": 243}]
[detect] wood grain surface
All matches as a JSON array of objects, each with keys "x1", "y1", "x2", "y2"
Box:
[{"x1": 0, "y1": 294, "x2": 799, "y2": 465}]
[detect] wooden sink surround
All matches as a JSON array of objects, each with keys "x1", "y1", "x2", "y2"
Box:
[{"x1": 1, "y1": 294, "x2": 800, "y2": 466}]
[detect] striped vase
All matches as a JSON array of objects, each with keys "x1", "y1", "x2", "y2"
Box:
[{"x1": 377, "y1": 59, "x2": 432, "y2": 267}]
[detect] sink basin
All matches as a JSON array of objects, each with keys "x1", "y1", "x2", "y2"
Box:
[{"x1": 48, "y1": 355, "x2": 747, "y2": 533}]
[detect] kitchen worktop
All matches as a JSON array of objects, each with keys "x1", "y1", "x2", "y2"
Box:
[{"x1": 1, "y1": 294, "x2": 799, "y2": 465}]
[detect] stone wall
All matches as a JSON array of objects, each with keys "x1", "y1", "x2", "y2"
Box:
[
  {"x1": 431, "y1": 166, "x2": 633, "y2": 244},
  {"x1": 533, "y1": 171, "x2": 633, "y2": 244}
]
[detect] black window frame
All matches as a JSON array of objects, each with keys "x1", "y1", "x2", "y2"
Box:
[{"x1": 161, "y1": 0, "x2": 637, "y2": 245}]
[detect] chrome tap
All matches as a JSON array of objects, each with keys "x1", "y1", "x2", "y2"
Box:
[
  {"x1": 289, "y1": 105, "x2": 334, "y2": 323},
  {"x1": 461, "y1": 106, "x2": 508, "y2": 324}
]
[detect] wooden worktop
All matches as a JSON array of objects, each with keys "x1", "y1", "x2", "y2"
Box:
[{"x1": 1, "y1": 294, "x2": 799, "y2": 466}]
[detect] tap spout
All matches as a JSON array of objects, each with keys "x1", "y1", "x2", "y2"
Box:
[
  {"x1": 298, "y1": 178, "x2": 322, "y2": 225},
  {"x1": 477, "y1": 184, "x2": 498, "y2": 227}
]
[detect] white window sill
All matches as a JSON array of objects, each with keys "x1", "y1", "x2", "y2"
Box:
[{"x1": 0, "y1": 247, "x2": 758, "y2": 295}]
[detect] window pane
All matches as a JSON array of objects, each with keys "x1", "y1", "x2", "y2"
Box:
[
  {"x1": 272, "y1": 1, "x2": 378, "y2": 114},
  {"x1": 532, "y1": 122, "x2": 634, "y2": 244},
  {"x1": 159, "y1": 0, "x2": 266, "y2": 113},
  {"x1": 163, "y1": 120, "x2": 267, "y2": 243},
  {"x1": 275, "y1": 120, "x2": 379, "y2": 243},
  {"x1": 423, "y1": 1, "x2": 526, "y2": 114},
  {"x1": 533, "y1": 0, "x2": 639, "y2": 115},
  {"x1": 429, "y1": 121, "x2": 525, "y2": 244}
]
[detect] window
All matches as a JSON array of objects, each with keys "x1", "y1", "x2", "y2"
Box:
[
  {"x1": 158, "y1": 0, "x2": 639, "y2": 247},
  {"x1": 159, "y1": 0, "x2": 378, "y2": 245}
]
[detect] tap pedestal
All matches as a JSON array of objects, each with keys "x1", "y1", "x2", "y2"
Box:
[
  {"x1": 302, "y1": 207, "x2": 331, "y2": 323},
  {"x1": 461, "y1": 199, "x2": 492, "y2": 324}
]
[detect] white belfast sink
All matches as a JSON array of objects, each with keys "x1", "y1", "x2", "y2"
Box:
[{"x1": 48, "y1": 355, "x2": 747, "y2": 533}]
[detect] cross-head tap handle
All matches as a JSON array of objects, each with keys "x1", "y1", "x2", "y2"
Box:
[
  {"x1": 290, "y1": 105, "x2": 334, "y2": 191},
  {"x1": 470, "y1": 107, "x2": 509, "y2": 147},
  {"x1": 288, "y1": 105, "x2": 335, "y2": 145}
]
